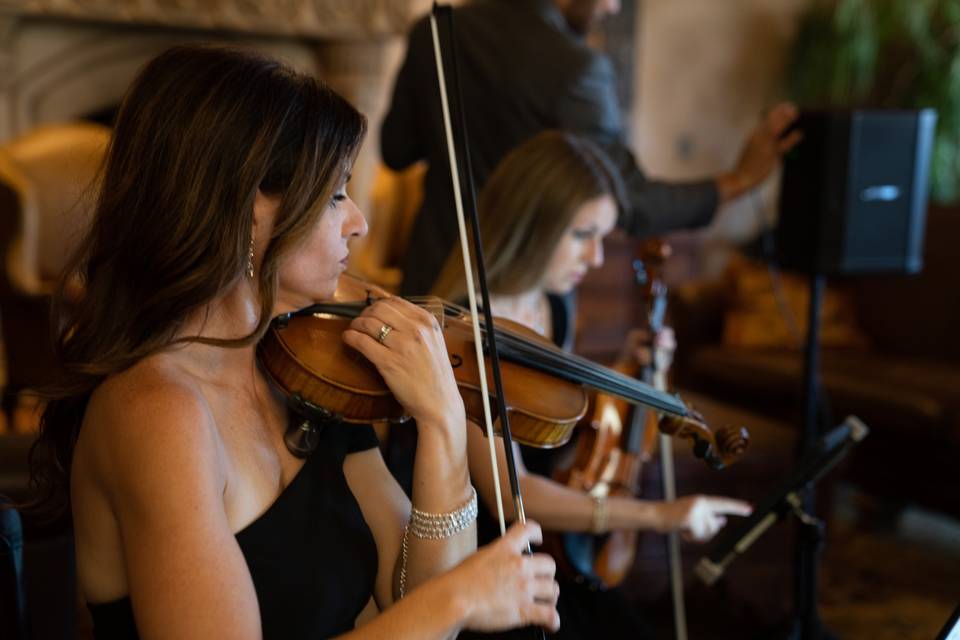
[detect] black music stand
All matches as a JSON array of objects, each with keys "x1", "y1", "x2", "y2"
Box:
[
  {"x1": 694, "y1": 416, "x2": 869, "y2": 637},
  {"x1": 794, "y1": 270, "x2": 829, "y2": 640},
  {"x1": 935, "y1": 602, "x2": 960, "y2": 640}
]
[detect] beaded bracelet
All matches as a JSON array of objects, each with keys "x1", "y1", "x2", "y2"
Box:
[{"x1": 399, "y1": 487, "x2": 478, "y2": 598}]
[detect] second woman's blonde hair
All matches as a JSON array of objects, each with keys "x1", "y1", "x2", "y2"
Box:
[{"x1": 431, "y1": 130, "x2": 624, "y2": 301}]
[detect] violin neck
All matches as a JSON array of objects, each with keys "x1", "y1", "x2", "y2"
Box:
[
  {"x1": 492, "y1": 329, "x2": 687, "y2": 416},
  {"x1": 625, "y1": 403, "x2": 649, "y2": 454},
  {"x1": 623, "y1": 364, "x2": 656, "y2": 454}
]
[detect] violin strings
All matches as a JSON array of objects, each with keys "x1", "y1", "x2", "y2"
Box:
[
  {"x1": 419, "y1": 299, "x2": 685, "y2": 414},
  {"x1": 468, "y1": 318, "x2": 665, "y2": 402},
  {"x1": 482, "y1": 325, "x2": 685, "y2": 415},
  {"x1": 494, "y1": 332, "x2": 684, "y2": 415}
]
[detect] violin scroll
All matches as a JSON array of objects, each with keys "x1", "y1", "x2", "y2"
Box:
[
  {"x1": 715, "y1": 425, "x2": 750, "y2": 458},
  {"x1": 658, "y1": 410, "x2": 749, "y2": 470}
]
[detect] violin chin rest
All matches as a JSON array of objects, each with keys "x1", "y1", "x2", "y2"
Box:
[{"x1": 284, "y1": 418, "x2": 322, "y2": 458}]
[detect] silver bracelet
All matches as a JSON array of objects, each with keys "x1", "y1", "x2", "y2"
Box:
[
  {"x1": 408, "y1": 486, "x2": 479, "y2": 539},
  {"x1": 399, "y1": 487, "x2": 478, "y2": 599}
]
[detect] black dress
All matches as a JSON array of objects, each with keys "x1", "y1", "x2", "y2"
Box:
[{"x1": 87, "y1": 422, "x2": 380, "y2": 640}]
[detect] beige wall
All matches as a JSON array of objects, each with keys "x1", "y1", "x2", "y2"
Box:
[{"x1": 632, "y1": 0, "x2": 810, "y2": 280}]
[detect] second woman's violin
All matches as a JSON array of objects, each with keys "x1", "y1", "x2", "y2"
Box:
[{"x1": 258, "y1": 274, "x2": 748, "y2": 461}]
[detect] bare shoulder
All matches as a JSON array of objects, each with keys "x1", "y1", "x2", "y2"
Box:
[
  {"x1": 77, "y1": 355, "x2": 224, "y2": 501},
  {"x1": 84, "y1": 355, "x2": 217, "y2": 452},
  {"x1": 72, "y1": 356, "x2": 258, "y2": 625}
]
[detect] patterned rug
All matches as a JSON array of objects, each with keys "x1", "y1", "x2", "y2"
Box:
[{"x1": 820, "y1": 497, "x2": 960, "y2": 640}]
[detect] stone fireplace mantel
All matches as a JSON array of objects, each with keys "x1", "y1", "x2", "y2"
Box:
[
  {"x1": 0, "y1": 0, "x2": 436, "y2": 279},
  {"x1": 0, "y1": 0, "x2": 431, "y2": 40}
]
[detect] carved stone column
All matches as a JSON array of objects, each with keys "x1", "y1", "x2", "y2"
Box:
[
  {"x1": 316, "y1": 37, "x2": 406, "y2": 284},
  {"x1": 316, "y1": 39, "x2": 393, "y2": 215},
  {"x1": 0, "y1": 16, "x2": 18, "y2": 141}
]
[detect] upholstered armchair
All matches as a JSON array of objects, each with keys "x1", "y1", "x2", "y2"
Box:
[{"x1": 0, "y1": 123, "x2": 108, "y2": 430}]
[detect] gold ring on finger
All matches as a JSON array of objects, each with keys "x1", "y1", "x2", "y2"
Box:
[{"x1": 377, "y1": 323, "x2": 394, "y2": 344}]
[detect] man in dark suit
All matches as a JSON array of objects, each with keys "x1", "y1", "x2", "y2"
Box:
[{"x1": 381, "y1": 0, "x2": 800, "y2": 295}]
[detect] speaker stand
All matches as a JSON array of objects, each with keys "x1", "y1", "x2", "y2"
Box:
[{"x1": 786, "y1": 271, "x2": 836, "y2": 640}]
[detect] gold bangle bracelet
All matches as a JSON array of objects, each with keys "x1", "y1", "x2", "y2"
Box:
[{"x1": 591, "y1": 494, "x2": 608, "y2": 534}]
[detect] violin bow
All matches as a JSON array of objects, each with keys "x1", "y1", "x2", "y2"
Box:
[
  {"x1": 428, "y1": 4, "x2": 530, "y2": 539},
  {"x1": 656, "y1": 355, "x2": 688, "y2": 640},
  {"x1": 429, "y1": 19, "x2": 549, "y2": 638},
  {"x1": 638, "y1": 245, "x2": 688, "y2": 640}
]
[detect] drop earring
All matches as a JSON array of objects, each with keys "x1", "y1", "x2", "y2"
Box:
[{"x1": 246, "y1": 235, "x2": 255, "y2": 278}]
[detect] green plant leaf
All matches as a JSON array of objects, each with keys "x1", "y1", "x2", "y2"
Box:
[{"x1": 788, "y1": 0, "x2": 960, "y2": 203}]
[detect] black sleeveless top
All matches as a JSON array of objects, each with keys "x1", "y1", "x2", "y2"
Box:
[{"x1": 87, "y1": 423, "x2": 380, "y2": 639}]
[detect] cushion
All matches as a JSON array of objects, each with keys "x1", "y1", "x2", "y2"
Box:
[{"x1": 720, "y1": 255, "x2": 869, "y2": 351}]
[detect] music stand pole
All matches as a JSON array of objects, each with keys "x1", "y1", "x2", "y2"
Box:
[{"x1": 790, "y1": 270, "x2": 828, "y2": 640}]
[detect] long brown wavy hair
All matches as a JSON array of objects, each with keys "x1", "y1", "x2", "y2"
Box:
[
  {"x1": 28, "y1": 45, "x2": 366, "y2": 521},
  {"x1": 431, "y1": 130, "x2": 624, "y2": 301}
]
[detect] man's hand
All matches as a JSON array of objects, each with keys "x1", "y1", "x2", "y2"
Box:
[{"x1": 716, "y1": 102, "x2": 802, "y2": 204}]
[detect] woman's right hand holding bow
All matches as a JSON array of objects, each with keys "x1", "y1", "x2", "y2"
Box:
[{"x1": 446, "y1": 521, "x2": 561, "y2": 633}]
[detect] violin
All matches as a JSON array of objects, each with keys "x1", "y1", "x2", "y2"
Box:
[
  {"x1": 258, "y1": 275, "x2": 748, "y2": 460},
  {"x1": 553, "y1": 240, "x2": 669, "y2": 587},
  {"x1": 551, "y1": 240, "x2": 749, "y2": 588},
  {"x1": 259, "y1": 275, "x2": 585, "y2": 448}
]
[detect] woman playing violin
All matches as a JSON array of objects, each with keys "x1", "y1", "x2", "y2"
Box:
[
  {"x1": 28, "y1": 46, "x2": 559, "y2": 639},
  {"x1": 426, "y1": 130, "x2": 752, "y2": 638}
]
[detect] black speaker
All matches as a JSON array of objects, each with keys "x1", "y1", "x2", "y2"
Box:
[{"x1": 776, "y1": 109, "x2": 937, "y2": 275}]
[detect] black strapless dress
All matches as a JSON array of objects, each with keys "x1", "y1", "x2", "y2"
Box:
[{"x1": 87, "y1": 423, "x2": 380, "y2": 639}]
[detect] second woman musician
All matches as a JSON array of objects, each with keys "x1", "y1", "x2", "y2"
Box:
[{"x1": 389, "y1": 130, "x2": 752, "y2": 639}]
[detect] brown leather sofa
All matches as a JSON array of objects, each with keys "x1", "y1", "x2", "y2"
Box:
[{"x1": 669, "y1": 206, "x2": 960, "y2": 517}]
